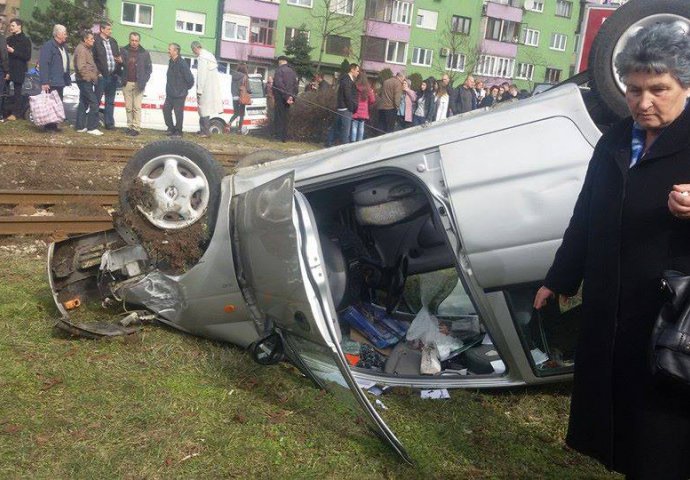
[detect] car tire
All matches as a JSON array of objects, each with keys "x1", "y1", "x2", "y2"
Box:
[
  {"x1": 118, "y1": 139, "x2": 225, "y2": 234},
  {"x1": 208, "y1": 118, "x2": 225, "y2": 135},
  {"x1": 237, "y1": 149, "x2": 287, "y2": 168},
  {"x1": 588, "y1": 0, "x2": 690, "y2": 120}
]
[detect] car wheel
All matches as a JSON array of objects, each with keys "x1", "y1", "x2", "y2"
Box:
[
  {"x1": 589, "y1": 0, "x2": 690, "y2": 120},
  {"x1": 119, "y1": 139, "x2": 225, "y2": 231},
  {"x1": 208, "y1": 118, "x2": 225, "y2": 135},
  {"x1": 237, "y1": 149, "x2": 287, "y2": 168},
  {"x1": 117, "y1": 140, "x2": 226, "y2": 271}
]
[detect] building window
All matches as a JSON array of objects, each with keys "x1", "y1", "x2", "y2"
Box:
[
  {"x1": 550, "y1": 32, "x2": 567, "y2": 51},
  {"x1": 175, "y1": 10, "x2": 205, "y2": 35},
  {"x1": 476, "y1": 54, "x2": 515, "y2": 78},
  {"x1": 250, "y1": 18, "x2": 276, "y2": 46},
  {"x1": 287, "y1": 0, "x2": 313, "y2": 7},
  {"x1": 556, "y1": 0, "x2": 572, "y2": 18},
  {"x1": 223, "y1": 14, "x2": 250, "y2": 42},
  {"x1": 515, "y1": 63, "x2": 534, "y2": 80},
  {"x1": 326, "y1": 35, "x2": 351, "y2": 55},
  {"x1": 545, "y1": 67, "x2": 562, "y2": 83},
  {"x1": 451, "y1": 15, "x2": 471, "y2": 35},
  {"x1": 411, "y1": 47, "x2": 433, "y2": 66},
  {"x1": 416, "y1": 9, "x2": 438, "y2": 30},
  {"x1": 385, "y1": 40, "x2": 407, "y2": 64},
  {"x1": 392, "y1": 1, "x2": 412, "y2": 25},
  {"x1": 522, "y1": 28, "x2": 540, "y2": 47},
  {"x1": 330, "y1": 0, "x2": 354, "y2": 15},
  {"x1": 446, "y1": 52, "x2": 466, "y2": 72},
  {"x1": 285, "y1": 27, "x2": 310, "y2": 45},
  {"x1": 122, "y1": 2, "x2": 153, "y2": 28},
  {"x1": 525, "y1": 1, "x2": 544, "y2": 12},
  {"x1": 362, "y1": 35, "x2": 387, "y2": 62},
  {"x1": 485, "y1": 17, "x2": 521, "y2": 44},
  {"x1": 365, "y1": 0, "x2": 392, "y2": 22}
]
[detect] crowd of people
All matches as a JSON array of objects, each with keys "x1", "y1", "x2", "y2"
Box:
[
  {"x1": 0, "y1": 20, "x2": 263, "y2": 139},
  {"x1": 322, "y1": 66, "x2": 531, "y2": 147}
]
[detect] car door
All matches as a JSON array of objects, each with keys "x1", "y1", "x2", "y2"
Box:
[
  {"x1": 233, "y1": 171, "x2": 411, "y2": 463},
  {"x1": 438, "y1": 110, "x2": 598, "y2": 289}
]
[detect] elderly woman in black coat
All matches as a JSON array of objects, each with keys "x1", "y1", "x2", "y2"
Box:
[{"x1": 533, "y1": 23, "x2": 690, "y2": 479}]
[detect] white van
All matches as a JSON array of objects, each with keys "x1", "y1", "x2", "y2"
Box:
[{"x1": 64, "y1": 65, "x2": 267, "y2": 134}]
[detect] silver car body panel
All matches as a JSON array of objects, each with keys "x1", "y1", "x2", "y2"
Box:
[{"x1": 233, "y1": 172, "x2": 410, "y2": 461}]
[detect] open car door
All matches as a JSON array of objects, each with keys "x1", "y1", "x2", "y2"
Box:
[{"x1": 233, "y1": 172, "x2": 411, "y2": 463}]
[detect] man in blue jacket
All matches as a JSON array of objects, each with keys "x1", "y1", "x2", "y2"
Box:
[
  {"x1": 38, "y1": 24, "x2": 71, "y2": 131},
  {"x1": 162, "y1": 43, "x2": 194, "y2": 137}
]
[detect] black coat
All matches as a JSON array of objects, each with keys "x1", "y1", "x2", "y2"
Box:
[
  {"x1": 93, "y1": 35, "x2": 120, "y2": 76},
  {"x1": 165, "y1": 56, "x2": 194, "y2": 99},
  {"x1": 119, "y1": 45, "x2": 152, "y2": 92},
  {"x1": 0, "y1": 33, "x2": 8, "y2": 75},
  {"x1": 273, "y1": 63, "x2": 298, "y2": 105},
  {"x1": 336, "y1": 73, "x2": 357, "y2": 113},
  {"x1": 7, "y1": 32, "x2": 31, "y2": 82},
  {"x1": 544, "y1": 107, "x2": 690, "y2": 477}
]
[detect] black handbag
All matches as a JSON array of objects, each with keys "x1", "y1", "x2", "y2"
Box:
[{"x1": 649, "y1": 270, "x2": 690, "y2": 386}]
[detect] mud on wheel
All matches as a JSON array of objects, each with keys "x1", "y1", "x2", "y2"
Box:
[{"x1": 116, "y1": 139, "x2": 226, "y2": 272}]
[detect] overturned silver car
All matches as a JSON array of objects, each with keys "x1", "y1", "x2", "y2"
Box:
[{"x1": 46, "y1": 0, "x2": 690, "y2": 462}]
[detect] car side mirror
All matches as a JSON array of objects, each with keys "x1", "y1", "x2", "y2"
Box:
[{"x1": 250, "y1": 332, "x2": 284, "y2": 366}]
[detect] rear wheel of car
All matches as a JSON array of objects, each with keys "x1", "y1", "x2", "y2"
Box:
[
  {"x1": 588, "y1": 0, "x2": 690, "y2": 120},
  {"x1": 116, "y1": 140, "x2": 226, "y2": 271},
  {"x1": 237, "y1": 149, "x2": 287, "y2": 168},
  {"x1": 208, "y1": 118, "x2": 225, "y2": 135}
]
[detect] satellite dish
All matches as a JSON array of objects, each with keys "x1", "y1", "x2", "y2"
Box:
[{"x1": 524, "y1": 0, "x2": 535, "y2": 10}]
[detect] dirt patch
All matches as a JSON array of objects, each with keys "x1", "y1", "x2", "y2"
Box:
[
  {"x1": 116, "y1": 178, "x2": 208, "y2": 273},
  {"x1": 0, "y1": 157, "x2": 123, "y2": 191}
]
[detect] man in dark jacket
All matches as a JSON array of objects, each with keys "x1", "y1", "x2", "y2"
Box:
[
  {"x1": 325, "y1": 63, "x2": 359, "y2": 147},
  {"x1": 162, "y1": 43, "x2": 194, "y2": 138},
  {"x1": 119, "y1": 32, "x2": 152, "y2": 136},
  {"x1": 92, "y1": 21, "x2": 121, "y2": 130},
  {"x1": 271, "y1": 56, "x2": 298, "y2": 142},
  {"x1": 0, "y1": 30, "x2": 8, "y2": 121},
  {"x1": 456, "y1": 74, "x2": 476, "y2": 114},
  {"x1": 39, "y1": 24, "x2": 71, "y2": 131},
  {"x1": 5, "y1": 18, "x2": 31, "y2": 121}
]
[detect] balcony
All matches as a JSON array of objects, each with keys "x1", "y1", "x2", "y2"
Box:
[
  {"x1": 483, "y1": 1, "x2": 522, "y2": 23},
  {"x1": 223, "y1": 0, "x2": 278, "y2": 21}
]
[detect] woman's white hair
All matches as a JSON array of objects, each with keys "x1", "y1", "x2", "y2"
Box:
[{"x1": 615, "y1": 22, "x2": 690, "y2": 88}]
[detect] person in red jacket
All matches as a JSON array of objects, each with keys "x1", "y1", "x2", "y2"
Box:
[{"x1": 350, "y1": 74, "x2": 375, "y2": 142}]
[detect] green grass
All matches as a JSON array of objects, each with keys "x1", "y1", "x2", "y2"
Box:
[{"x1": 0, "y1": 241, "x2": 619, "y2": 479}]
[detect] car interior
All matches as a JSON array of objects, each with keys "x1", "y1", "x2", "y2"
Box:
[{"x1": 303, "y1": 172, "x2": 508, "y2": 378}]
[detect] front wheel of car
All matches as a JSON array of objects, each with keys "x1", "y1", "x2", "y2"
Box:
[
  {"x1": 588, "y1": 0, "x2": 690, "y2": 120},
  {"x1": 116, "y1": 140, "x2": 226, "y2": 271}
]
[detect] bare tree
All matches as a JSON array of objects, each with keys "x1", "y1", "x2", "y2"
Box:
[
  {"x1": 310, "y1": 0, "x2": 362, "y2": 73},
  {"x1": 515, "y1": 48, "x2": 550, "y2": 91},
  {"x1": 436, "y1": 17, "x2": 484, "y2": 84}
]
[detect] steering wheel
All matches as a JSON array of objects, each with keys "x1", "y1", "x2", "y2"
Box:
[{"x1": 385, "y1": 255, "x2": 408, "y2": 314}]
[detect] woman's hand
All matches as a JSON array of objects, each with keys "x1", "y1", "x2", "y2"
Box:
[
  {"x1": 668, "y1": 184, "x2": 690, "y2": 219},
  {"x1": 533, "y1": 286, "x2": 555, "y2": 309}
]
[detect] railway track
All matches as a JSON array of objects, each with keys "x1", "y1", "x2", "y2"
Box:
[
  {"x1": 0, "y1": 143, "x2": 239, "y2": 165},
  {"x1": 0, "y1": 189, "x2": 117, "y2": 235}
]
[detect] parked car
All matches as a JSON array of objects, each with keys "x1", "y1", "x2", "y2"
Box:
[{"x1": 45, "y1": 0, "x2": 690, "y2": 463}]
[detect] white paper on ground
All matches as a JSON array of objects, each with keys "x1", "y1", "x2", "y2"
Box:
[
  {"x1": 375, "y1": 398, "x2": 389, "y2": 410},
  {"x1": 420, "y1": 389, "x2": 451, "y2": 399},
  {"x1": 490, "y1": 359, "x2": 506, "y2": 374},
  {"x1": 482, "y1": 334, "x2": 494, "y2": 346},
  {"x1": 356, "y1": 378, "x2": 377, "y2": 390},
  {"x1": 368, "y1": 385, "x2": 384, "y2": 396}
]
